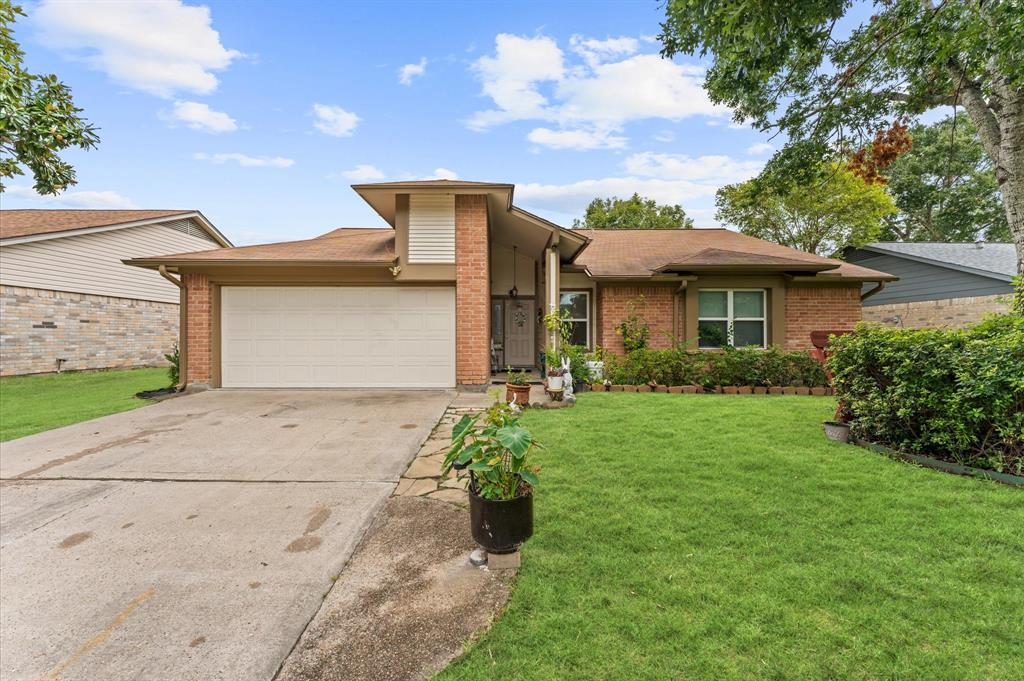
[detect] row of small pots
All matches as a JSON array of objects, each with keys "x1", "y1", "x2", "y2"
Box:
[{"x1": 592, "y1": 383, "x2": 832, "y2": 396}]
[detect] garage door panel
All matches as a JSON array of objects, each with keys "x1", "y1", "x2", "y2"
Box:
[{"x1": 221, "y1": 286, "x2": 455, "y2": 388}]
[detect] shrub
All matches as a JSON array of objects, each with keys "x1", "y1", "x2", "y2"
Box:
[
  {"x1": 828, "y1": 318, "x2": 1023, "y2": 475},
  {"x1": 164, "y1": 344, "x2": 180, "y2": 387},
  {"x1": 616, "y1": 296, "x2": 650, "y2": 352},
  {"x1": 603, "y1": 345, "x2": 825, "y2": 389},
  {"x1": 561, "y1": 343, "x2": 591, "y2": 384}
]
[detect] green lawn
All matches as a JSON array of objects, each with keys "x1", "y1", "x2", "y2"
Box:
[
  {"x1": 0, "y1": 368, "x2": 167, "y2": 442},
  {"x1": 439, "y1": 394, "x2": 1024, "y2": 681}
]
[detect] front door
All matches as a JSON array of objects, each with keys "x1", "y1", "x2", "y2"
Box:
[{"x1": 503, "y1": 298, "x2": 535, "y2": 368}]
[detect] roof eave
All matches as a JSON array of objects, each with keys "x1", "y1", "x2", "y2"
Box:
[
  {"x1": 125, "y1": 258, "x2": 395, "y2": 271},
  {"x1": 857, "y1": 245, "x2": 1013, "y2": 282}
]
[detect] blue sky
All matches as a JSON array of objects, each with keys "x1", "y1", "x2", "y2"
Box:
[{"x1": 7, "y1": 0, "x2": 793, "y2": 245}]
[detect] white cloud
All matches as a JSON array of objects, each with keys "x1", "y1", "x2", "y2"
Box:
[
  {"x1": 431, "y1": 168, "x2": 459, "y2": 180},
  {"x1": 342, "y1": 164, "x2": 386, "y2": 181},
  {"x1": 514, "y1": 152, "x2": 764, "y2": 217},
  {"x1": 398, "y1": 57, "x2": 427, "y2": 85},
  {"x1": 747, "y1": 142, "x2": 774, "y2": 155},
  {"x1": 163, "y1": 101, "x2": 237, "y2": 133},
  {"x1": 527, "y1": 127, "x2": 626, "y2": 150},
  {"x1": 4, "y1": 185, "x2": 137, "y2": 209},
  {"x1": 569, "y1": 35, "x2": 638, "y2": 67},
  {"x1": 193, "y1": 152, "x2": 294, "y2": 168},
  {"x1": 468, "y1": 34, "x2": 728, "y2": 149},
  {"x1": 654, "y1": 130, "x2": 675, "y2": 143},
  {"x1": 312, "y1": 104, "x2": 360, "y2": 137},
  {"x1": 32, "y1": 0, "x2": 241, "y2": 98}
]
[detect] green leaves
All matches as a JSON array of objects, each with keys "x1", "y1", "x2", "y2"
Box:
[
  {"x1": 497, "y1": 425, "x2": 533, "y2": 460},
  {"x1": 436, "y1": 397, "x2": 543, "y2": 499},
  {"x1": 572, "y1": 194, "x2": 694, "y2": 230},
  {"x1": 0, "y1": 0, "x2": 99, "y2": 195}
]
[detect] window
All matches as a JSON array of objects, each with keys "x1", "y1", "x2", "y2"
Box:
[
  {"x1": 698, "y1": 289, "x2": 766, "y2": 349},
  {"x1": 559, "y1": 291, "x2": 590, "y2": 347}
]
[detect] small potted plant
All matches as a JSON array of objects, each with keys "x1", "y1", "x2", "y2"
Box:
[
  {"x1": 544, "y1": 346, "x2": 565, "y2": 391},
  {"x1": 442, "y1": 397, "x2": 542, "y2": 555},
  {"x1": 505, "y1": 366, "x2": 531, "y2": 406}
]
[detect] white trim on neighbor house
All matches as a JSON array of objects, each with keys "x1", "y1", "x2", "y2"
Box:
[{"x1": 0, "y1": 211, "x2": 232, "y2": 247}]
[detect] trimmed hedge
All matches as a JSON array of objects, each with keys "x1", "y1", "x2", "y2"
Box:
[
  {"x1": 604, "y1": 346, "x2": 827, "y2": 389},
  {"x1": 828, "y1": 316, "x2": 1024, "y2": 475}
]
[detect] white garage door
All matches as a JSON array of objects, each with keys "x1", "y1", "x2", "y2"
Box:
[{"x1": 220, "y1": 286, "x2": 455, "y2": 388}]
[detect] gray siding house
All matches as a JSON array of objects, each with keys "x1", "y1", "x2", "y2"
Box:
[
  {"x1": 1, "y1": 209, "x2": 230, "y2": 376},
  {"x1": 844, "y1": 242, "x2": 1015, "y2": 328}
]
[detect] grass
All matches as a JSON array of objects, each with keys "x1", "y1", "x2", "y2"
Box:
[
  {"x1": 0, "y1": 368, "x2": 167, "y2": 442},
  {"x1": 438, "y1": 394, "x2": 1024, "y2": 681}
]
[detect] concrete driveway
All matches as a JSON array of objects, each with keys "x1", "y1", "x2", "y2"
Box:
[{"x1": 0, "y1": 389, "x2": 453, "y2": 681}]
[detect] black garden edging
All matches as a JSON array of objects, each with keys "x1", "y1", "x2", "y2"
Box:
[{"x1": 853, "y1": 439, "x2": 1024, "y2": 488}]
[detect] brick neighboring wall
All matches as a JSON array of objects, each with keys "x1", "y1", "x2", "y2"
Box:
[
  {"x1": 597, "y1": 285, "x2": 679, "y2": 354},
  {"x1": 0, "y1": 284, "x2": 176, "y2": 376},
  {"x1": 785, "y1": 286, "x2": 861, "y2": 350},
  {"x1": 455, "y1": 195, "x2": 490, "y2": 386},
  {"x1": 183, "y1": 273, "x2": 212, "y2": 385},
  {"x1": 862, "y1": 294, "x2": 1009, "y2": 329}
]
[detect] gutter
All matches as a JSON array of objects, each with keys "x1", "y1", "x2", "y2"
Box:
[
  {"x1": 860, "y1": 281, "x2": 886, "y2": 302},
  {"x1": 158, "y1": 265, "x2": 187, "y2": 391}
]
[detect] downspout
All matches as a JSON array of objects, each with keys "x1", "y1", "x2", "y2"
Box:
[
  {"x1": 158, "y1": 265, "x2": 188, "y2": 391},
  {"x1": 860, "y1": 281, "x2": 886, "y2": 302}
]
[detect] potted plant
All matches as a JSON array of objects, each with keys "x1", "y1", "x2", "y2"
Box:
[
  {"x1": 505, "y1": 367, "x2": 531, "y2": 406},
  {"x1": 823, "y1": 403, "x2": 853, "y2": 443},
  {"x1": 544, "y1": 346, "x2": 566, "y2": 391},
  {"x1": 442, "y1": 398, "x2": 542, "y2": 555}
]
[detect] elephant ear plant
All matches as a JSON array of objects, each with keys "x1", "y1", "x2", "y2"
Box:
[{"x1": 441, "y1": 398, "x2": 542, "y2": 500}]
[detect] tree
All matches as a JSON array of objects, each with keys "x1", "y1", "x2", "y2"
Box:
[
  {"x1": 660, "y1": 0, "x2": 1024, "y2": 272},
  {"x1": 715, "y1": 164, "x2": 896, "y2": 257},
  {"x1": 0, "y1": 0, "x2": 98, "y2": 195},
  {"x1": 880, "y1": 116, "x2": 1009, "y2": 243},
  {"x1": 573, "y1": 193, "x2": 695, "y2": 229}
]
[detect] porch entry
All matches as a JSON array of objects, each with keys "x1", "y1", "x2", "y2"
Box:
[{"x1": 491, "y1": 296, "x2": 535, "y2": 369}]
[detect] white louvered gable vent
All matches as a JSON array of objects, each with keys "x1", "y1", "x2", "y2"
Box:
[
  {"x1": 408, "y1": 194, "x2": 455, "y2": 263},
  {"x1": 166, "y1": 218, "x2": 217, "y2": 243}
]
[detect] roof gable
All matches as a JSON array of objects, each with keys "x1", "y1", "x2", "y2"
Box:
[{"x1": 0, "y1": 209, "x2": 231, "y2": 247}]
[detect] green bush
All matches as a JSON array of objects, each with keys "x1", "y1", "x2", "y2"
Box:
[
  {"x1": 828, "y1": 317, "x2": 1024, "y2": 475},
  {"x1": 164, "y1": 344, "x2": 180, "y2": 388},
  {"x1": 604, "y1": 345, "x2": 826, "y2": 389}
]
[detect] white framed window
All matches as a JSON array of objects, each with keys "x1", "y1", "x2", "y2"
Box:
[
  {"x1": 698, "y1": 289, "x2": 767, "y2": 349},
  {"x1": 559, "y1": 290, "x2": 591, "y2": 347}
]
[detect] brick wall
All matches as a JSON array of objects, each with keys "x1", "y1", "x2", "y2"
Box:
[
  {"x1": 0, "y1": 285, "x2": 176, "y2": 376},
  {"x1": 455, "y1": 195, "x2": 490, "y2": 386},
  {"x1": 183, "y1": 273, "x2": 212, "y2": 385},
  {"x1": 862, "y1": 294, "x2": 1009, "y2": 329},
  {"x1": 597, "y1": 285, "x2": 679, "y2": 354},
  {"x1": 784, "y1": 286, "x2": 861, "y2": 350}
]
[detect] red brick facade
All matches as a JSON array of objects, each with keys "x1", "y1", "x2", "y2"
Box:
[
  {"x1": 455, "y1": 195, "x2": 490, "y2": 386},
  {"x1": 597, "y1": 284, "x2": 680, "y2": 354},
  {"x1": 784, "y1": 286, "x2": 861, "y2": 350},
  {"x1": 183, "y1": 273, "x2": 212, "y2": 385}
]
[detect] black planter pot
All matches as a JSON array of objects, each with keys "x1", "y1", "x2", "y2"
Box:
[{"x1": 469, "y1": 485, "x2": 534, "y2": 554}]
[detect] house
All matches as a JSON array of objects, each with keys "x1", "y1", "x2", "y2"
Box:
[
  {"x1": 844, "y1": 241, "x2": 1015, "y2": 328},
  {"x1": 0, "y1": 209, "x2": 231, "y2": 376},
  {"x1": 125, "y1": 180, "x2": 895, "y2": 390}
]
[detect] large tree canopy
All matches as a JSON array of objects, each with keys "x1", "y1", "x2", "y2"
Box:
[
  {"x1": 882, "y1": 116, "x2": 1009, "y2": 243},
  {"x1": 716, "y1": 164, "x2": 896, "y2": 257},
  {"x1": 573, "y1": 193, "x2": 695, "y2": 229},
  {"x1": 660, "y1": 0, "x2": 1024, "y2": 272},
  {"x1": 0, "y1": 0, "x2": 98, "y2": 195}
]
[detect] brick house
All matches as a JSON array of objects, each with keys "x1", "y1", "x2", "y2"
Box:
[
  {"x1": 124, "y1": 180, "x2": 895, "y2": 390},
  {"x1": 0, "y1": 210, "x2": 231, "y2": 376}
]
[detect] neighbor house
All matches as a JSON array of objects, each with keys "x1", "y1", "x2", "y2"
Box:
[
  {"x1": 844, "y1": 241, "x2": 1015, "y2": 328},
  {"x1": 125, "y1": 180, "x2": 895, "y2": 390},
  {"x1": 0, "y1": 209, "x2": 231, "y2": 376}
]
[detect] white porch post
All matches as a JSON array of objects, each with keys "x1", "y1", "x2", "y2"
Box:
[{"x1": 546, "y1": 244, "x2": 560, "y2": 350}]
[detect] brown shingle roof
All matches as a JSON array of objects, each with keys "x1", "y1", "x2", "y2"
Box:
[
  {"x1": 573, "y1": 229, "x2": 895, "y2": 280},
  {"x1": 0, "y1": 209, "x2": 194, "y2": 240},
  {"x1": 127, "y1": 227, "x2": 395, "y2": 267}
]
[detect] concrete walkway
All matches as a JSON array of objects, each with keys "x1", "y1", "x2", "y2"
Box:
[{"x1": 0, "y1": 389, "x2": 453, "y2": 681}]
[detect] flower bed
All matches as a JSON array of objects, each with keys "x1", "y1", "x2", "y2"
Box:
[{"x1": 600, "y1": 346, "x2": 828, "y2": 392}]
